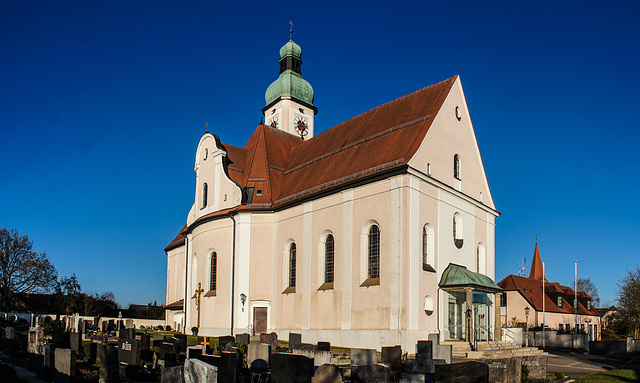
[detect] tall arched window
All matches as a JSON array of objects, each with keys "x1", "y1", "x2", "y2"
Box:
[
  {"x1": 210, "y1": 252, "x2": 217, "y2": 291},
  {"x1": 476, "y1": 243, "x2": 486, "y2": 273},
  {"x1": 289, "y1": 243, "x2": 296, "y2": 288},
  {"x1": 422, "y1": 224, "x2": 435, "y2": 272},
  {"x1": 202, "y1": 183, "x2": 208, "y2": 208},
  {"x1": 453, "y1": 213, "x2": 463, "y2": 249},
  {"x1": 325, "y1": 234, "x2": 335, "y2": 284},
  {"x1": 453, "y1": 154, "x2": 461, "y2": 180},
  {"x1": 368, "y1": 225, "x2": 380, "y2": 279}
]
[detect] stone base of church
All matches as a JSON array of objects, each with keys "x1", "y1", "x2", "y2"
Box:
[{"x1": 196, "y1": 327, "x2": 440, "y2": 351}]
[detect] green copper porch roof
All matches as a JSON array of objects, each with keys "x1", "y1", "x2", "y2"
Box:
[{"x1": 439, "y1": 264, "x2": 503, "y2": 292}]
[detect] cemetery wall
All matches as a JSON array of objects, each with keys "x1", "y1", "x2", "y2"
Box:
[{"x1": 98, "y1": 317, "x2": 164, "y2": 328}]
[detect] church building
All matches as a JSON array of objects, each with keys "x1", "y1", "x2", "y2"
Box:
[{"x1": 164, "y1": 35, "x2": 501, "y2": 350}]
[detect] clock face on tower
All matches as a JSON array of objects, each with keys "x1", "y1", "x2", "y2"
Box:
[
  {"x1": 269, "y1": 116, "x2": 279, "y2": 129},
  {"x1": 294, "y1": 116, "x2": 308, "y2": 137}
]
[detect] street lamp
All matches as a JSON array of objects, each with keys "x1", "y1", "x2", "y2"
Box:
[{"x1": 525, "y1": 307, "x2": 530, "y2": 347}]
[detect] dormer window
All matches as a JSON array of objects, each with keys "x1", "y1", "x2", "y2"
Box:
[
  {"x1": 557, "y1": 296, "x2": 563, "y2": 308},
  {"x1": 587, "y1": 300, "x2": 591, "y2": 311}
]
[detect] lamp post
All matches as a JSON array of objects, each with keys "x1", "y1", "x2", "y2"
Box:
[
  {"x1": 525, "y1": 307, "x2": 530, "y2": 347},
  {"x1": 574, "y1": 260, "x2": 588, "y2": 349}
]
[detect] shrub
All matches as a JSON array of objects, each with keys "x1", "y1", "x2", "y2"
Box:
[
  {"x1": 522, "y1": 363, "x2": 529, "y2": 383},
  {"x1": 166, "y1": 325, "x2": 172, "y2": 331}
]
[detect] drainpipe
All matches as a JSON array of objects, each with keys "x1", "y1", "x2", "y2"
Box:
[
  {"x1": 184, "y1": 236, "x2": 190, "y2": 334},
  {"x1": 230, "y1": 213, "x2": 237, "y2": 335}
]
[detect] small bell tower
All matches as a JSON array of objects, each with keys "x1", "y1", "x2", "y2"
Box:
[{"x1": 262, "y1": 25, "x2": 317, "y2": 139}]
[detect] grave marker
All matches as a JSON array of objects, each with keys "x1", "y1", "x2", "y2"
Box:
[
  {"x1": 271, "y1": 353, "x2": 314, "y2": 383},
  {"x1": 351, "y1": 364, "x2": 390, "y2": 383},
  {"x1": 54, "y1": 348, "x2": 76, "y2": 383},
  {"x1": 99, "y1": 345, "x2": 119, "y2": 383}
]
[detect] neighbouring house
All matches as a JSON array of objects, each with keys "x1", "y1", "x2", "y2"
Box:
[
  {"x1": 164, "y1": 35, "x2": 501, "y2": 350},
  {"x1": 498, "y1": 243, "x2": 602, "y2": 340}
]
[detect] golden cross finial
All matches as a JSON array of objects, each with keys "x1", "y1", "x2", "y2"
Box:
[
  {"x1": 289, "y1": 20, "x2": 294, "y2": 39},
  {"x1": 205, "y1": 122, "x2": 209, "y2": 132}
]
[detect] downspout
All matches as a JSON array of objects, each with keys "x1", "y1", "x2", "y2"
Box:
[
  {"x1": 230, "y1": 213, "x2": 237, "y2": 335},
  {"x1": 184, "y1": 236, "x2": 189, "y2": 334}
]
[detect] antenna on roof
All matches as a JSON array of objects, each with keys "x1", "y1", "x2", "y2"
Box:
[{"x1": 518, "y1": 255, "x2": 527, "y2": 276}]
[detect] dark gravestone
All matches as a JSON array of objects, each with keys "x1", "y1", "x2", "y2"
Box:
[
  {"x1": 70, "y1": 332, "x2": 82, "y2": 351},
  {"x1": 187, "y1": 347, "x2": 203, "y2": 359},
  {"x1": 77, "y1": 319, "x2": 84, "y2": 334},
  {"x1": 119, "y1": 327, "x2": 135, "y2": 340},
  {"x1": 91, "y1": 335, "x2": 107, "y2": 363},
  {"x1": 480, "y1": 358, "x2": 522, "y2": 383},
  {"x1": 416, "y1": 340, "x2": 434, "y2": 374},
  {"x1": 219, "y1": 350, "x2": 239, "y2": 383},
  {"x1": 108, "y1": 320, "x2": 115, "y2": 333},
  {"x1": 313, "y1": 363, "x2": 343, "y2": 383},
  {"x1": 289, "y1": 333, "x2": 302, "y2": 350},
  {"x1": 140, "y1": 349, "x2": 154, "y2": 362},
  {"x1": 161, "y1": 365, "x2": 184, "y2": 383},
  {"x1": 51, "y1": 326, "x2": 64, "y2": 347},
  {"x1": 140, "y1": 333, "x2": 151, "y2": 351},
  {"x1": 317, "y1": 341, "x2": 331, "y2": 351},
  {"x1": 435, "y1": 361, "x2": 489, "y2": 383},
  {"x1": 99, "y1": 345, "x2": 119, "y2": 383},
  {"x1": 271, "y1": 353, "x2": 314, "y2": 383},
  {"x1": 351, "y1": 348, "x2": 377, "y2": 366},
  {"x1": 159, "y1": 339, "x2": 178, "y2": 360},
  {"x1": 218, "y1": 335, "x2": 236, "y2": 350},
  {"x1": 260, "y1": 332, "x2": 278, "y2": 353},
  {"x1": 118, "y1": 320, "x2": 124, "y2": 330},
  {"x1": 118, "y1": 338, "x2": 141, "y2": 365},
  {"x1": 44, "y1": 346, "x2": 55, "y2": 367},
  {"x1": 381, "y1": 345, "x2": 402, "y2": 370},
  {"x1": 54, "y1": 348, "x2": 76, "y2": 383},
  {"x1": 173, "y1": 333, "x2": 187, "y2": 354},
  {"x1": 236, "y1": 333, "x2": 250, "y2": 346},
  {"x1": 351, "y1": 364, "x2": 390, "y2": 383},
  {"x1": 102, "y1": 321, "x2": 107, "y2": 332}
]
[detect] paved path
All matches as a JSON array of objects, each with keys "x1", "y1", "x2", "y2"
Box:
[{"x1": 546, "y1": 350, "x2": 639, "y2": 378}]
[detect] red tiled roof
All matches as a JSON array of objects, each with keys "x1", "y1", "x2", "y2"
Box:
[
  {"x1": 164, "y1": 224, "x2": 187, "y2": 252},
  {"x1": 498, "y1": 274, "x2": 600, "y2": 316},
  {"x1": 164, "y1": 299, "x2": 184, "y2": 310},
  {"x1": 166, "y1": 76, "x2": 460, "y2": 244}
]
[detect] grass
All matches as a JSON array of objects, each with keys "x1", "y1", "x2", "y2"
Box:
[{"x1": 572, "y1": 369, "x2": 640, "y2": 382}]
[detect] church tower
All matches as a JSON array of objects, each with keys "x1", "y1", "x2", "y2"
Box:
[{"x1": 262, "y1": 33, "x2": 317, "y2": 139}]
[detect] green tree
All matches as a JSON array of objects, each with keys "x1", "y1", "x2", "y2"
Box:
[
  {"x1": 0, "y1": 228, "x2": 58, "y2": 311},
  {"x1": 616, "y1": 266, "x2": 640, "y2": 339},
  {"x1": 146, "y1": 300, "x2": 165, "y2": 320}
]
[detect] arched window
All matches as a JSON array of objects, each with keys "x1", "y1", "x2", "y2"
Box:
[
  {"x1": 453, "y1": 213, "x2": 463, "y2": 249},
  {"x1": 202, "y1": 183, "x2": 208, "y2": 208},
  {"x1": 422, "y1": 224, "x2": 435, "y2": 272},
  {"x1": 289, "y1": 243, "x2": 296, "y2": 288},
  {"x1": 209, "y1": 252, "x2": 217, "y2": 291},
  {"x1": 368, "y1": 225, "x2": 380, "y2": 279},
  {"x1": 453, "y1": 154, "x2": 461, "y2": 180},
  {"x1": 325, "y1": 234, "x2": 335, "y2": 284}
]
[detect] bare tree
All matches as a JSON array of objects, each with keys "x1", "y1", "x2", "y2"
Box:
[
  {"x1": 577, "y1": 277, "x2": 600, "y2": 307},
  {"x1": 0, "y1": 228, "x2": 58, "y2": 311},
  {"x1": 616, "y1": 266, "x2": 640, "y2": 339}
]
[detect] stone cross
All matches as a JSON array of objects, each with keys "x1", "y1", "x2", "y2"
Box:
[{"x1": 193, "y1": 282, "x2": 204, "y2": 328}]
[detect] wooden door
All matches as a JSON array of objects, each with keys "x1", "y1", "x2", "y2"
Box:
[{"x1": 253, "y1": 307, "x2": 267, "y2": 335}]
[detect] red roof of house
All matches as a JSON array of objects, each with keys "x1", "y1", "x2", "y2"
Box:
[
  {"x1": 498, "y1": 274, "x2": 599, "y2": 316},
  {"x1": 164, "y1": 299, "x2": 184, "y2": 311},
  {"x1": 166, "y1": 76, "x2": 464, "y2": 248}
]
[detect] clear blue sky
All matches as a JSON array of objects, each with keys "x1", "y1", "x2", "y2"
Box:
[{"x1": 1, "y1": 1, "x2": 638, "y2": 308}]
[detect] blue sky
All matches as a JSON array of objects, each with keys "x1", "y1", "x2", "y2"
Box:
[{"x1": 1, "y1": 1, "x2": 638, "y2": 307}]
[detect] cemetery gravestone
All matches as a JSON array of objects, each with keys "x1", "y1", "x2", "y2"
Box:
[
  {"x1": 248, "y1": 343, "x2": 270, "y2": 371},
  {"x1": 435, "y1": 361, "x2": 489, "y2": 383},
  {"x1": 118, "y1": 338, "x2": 141, "y2": 365},
  {"x1": 70, "y1": 332, "x2": 82, "y2": 352},
  {"x1": 260, "y1": 332, "x2": 278, "y2": 353},
  {"x1": 416, "y1": 340, "x2": 434, "y2": 374},
  {"x1": 161, "y1": 365, "x2": 184, "y2": 383},
  {"x1": 318, "y1": 341, "x2": 331, "y2": 351},
  {"x1": 381, "y1": 345, "x2": 402, "y2": 370},
  {"x1": 125, "y1": 319, "x2": 134, "y2": 328},
  {"x1": 159, "y1": 339, "x2": 178, "y2": 360},
  {"x1": 119, "y1": 327, "x2": 135, "y2": 340},
  {"x1": 271, "y1": 353, "x2": 314, "y2": 383},
  {"x1": 289, "y1": 332, "x2": 302, "y2": 350},
  {"x1": 100, "y1": 345, "x2": 119, "y2": 383},
  {"x1": 140, "y1": 333, "x2": 151, "y2": 350},
  {"x1": 173, "y1": 333, "x2": 187, "y2": 354},
  {"x1": 313, "y1": 364, "x2": 343, "y2": 383},
  {"x1": 27, "y1": 327, "x2": 45, "y2": 355},
  {"x1": 351, "y1": 348, "x2": 377, "y2": 366},
  {"x1": 219, "y1": 350, "x2": 239, "y2": 383},
  {"x1": 184, "y1": 358, "x2": 218, "y2": 383},
  {"x1": 54, "y1": 348, "x2": 76, "y2": 383},
  {"x1": 236, "y1": 333, "x2": 250, "y2": 346},
  {"x1": 351, "y1": 364, "x2": 390, "y2": 383},
  {"x1": 197, "y1": 336, "x2": 213, "y2": 354},
  {"x1": 218, "y1": 335, "x2": 235, "y2": 350}
]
